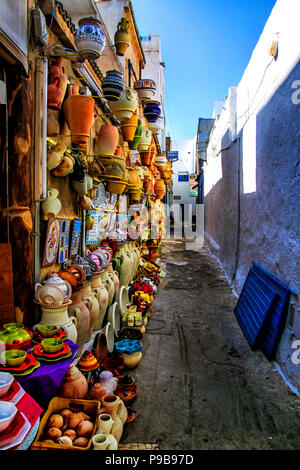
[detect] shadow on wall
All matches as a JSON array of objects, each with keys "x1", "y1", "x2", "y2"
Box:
[{"x1": 205, "y1": 59, "x2": 300, "y2": 300}]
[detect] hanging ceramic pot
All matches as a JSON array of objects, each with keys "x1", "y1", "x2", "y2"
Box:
[
  {"x1": 97, "y1": 124, "x2": 119, "y2": 156},
  {"x1": 47, "y1": 60, "x2": 62, "y2": 110},
  {"x1": 41, "y1": 188, "x2": 61, "y2": 218},
  {"x1": 121, "y1": 110, "x2": 138, "y2": 142},
  {"x1": 114, "y1": 17, "x2": 130, "y2": 56},
  {"x1": 101, "y1": 70, "x2": 125, "y2": 101},
  {"x1": 128, "y1": 118, "x2": 142, "y2": 150},
  {"x1": 63, "y1": 88, "x2": 95, "y2": 145},
  {"x1": 154, "y1": 177, "x2": 166, "y2": 200},
  {"x1": 148, "y1": 115, "x2": 165, "y2": 135},
  {"x1": 47, "y1": 112, "x2": 59, "y2": 137},
  {"x1": 108, "y1": 87, "x2": 138, "y2": 122},
  {"x1": 96, "y1": 155, "x2": 126, "y2": 179},
  {"x1": 72, "y1": 173, "x2": 93, "y2": 196},
  {"x1": 143, "y1": 100, "x2": 161, "y2": 123},
  {"x1": 74, "y1": 17, "x2": 106, "y2": 60},
  {"x1": 58, "y1": 364, "x2": 88, "y2": 399},
  {"x1": 106, "y1": 179, "x2": 127, "y2": 195},
  {"x1": 134, "y1": 79, "x2": 156, "y2": 102},
  {"x1": 137, "y1": 128, "x2": 152, "y2": 152},
  {"x1": 79, "y1": 196, "x2": 92, "y2": 211},
  {"x1": 47, "y1": 143, "x2": 66, "y2": 171},
  {"x1": 51, "y1": 154, "x2": 75, "y2": 177}
]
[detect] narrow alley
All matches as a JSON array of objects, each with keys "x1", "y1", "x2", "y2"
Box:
[{"x1": 122, "y1": 240, "x2": 300, "y2": 450}]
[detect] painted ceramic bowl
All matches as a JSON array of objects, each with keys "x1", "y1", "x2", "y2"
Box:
[
  {"x1": 41, "y1": 338, "x2": 63, "y2": 354},
  {"x1": 0, "y1": 401, "x2": 18, "y2": 433},
  {"x1": 0, "y1": 372, "x2": 14, "y2": 397},
  {"x1": 36, "y1": 325, "x2": 58, "y2": 338},
  {"x1": 1, "y1": 349, "x2": 27, "y2": 367}
]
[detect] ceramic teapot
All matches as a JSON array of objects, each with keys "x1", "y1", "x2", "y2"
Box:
[
  {"x1": 41, "y1": 188, "x2": 62, "y2": 219},
  {"x1": 35, "y1": 273, "x2": 72, "y2": 303}
]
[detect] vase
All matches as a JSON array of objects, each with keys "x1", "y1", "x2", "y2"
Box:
[
  {"x1": 115, "y1": 375, "x2": 138, "y2": 406},
  {"x1": 114, "y1": 17, "x2": 130, "y2": 56},
  {"x1": 137, "y1": 128, "x2": 152, "y2": 152},
  {"x1": 93, "y1": 284, "x2": 109, "y2": 331},
  {"x1": 63, "y1": 91, "x2": 95, "y2": 145},
  {"x1": 58, "y1": 364, "x2": 88, "y2": 399},
  {"x1": 121, "y1": 110, "x2": 138, "y2": 142},
  {"x1": 41, "y1": 188, "x2": 61, "y2": 218},
  {"x1": 99, "y1": 371, "x2": 118, "y2": 395},
  {"x1": 87, "y1": 382, "x2": 107, "y2": 402},
  {"x1": 97, "y1": 124, "x2": 119, "y2": 156},
  {"x1": 143, "y1": 100, "x2": 161, "y2": 123},
  {"x1": 100, "y1": 395, "x2": 125, "y2": 442},
  {"x1": 118, "y1": 351, "x2": 142, "y2": 369},
  {"x1": 78, "y1": 282, "x2": 99, "y2": 342},
  {"x1": 107, "y1": 302, "x2": 121, "y2": 335},
  {"x1": 108, "y1": 87, "x2": 138, "y2": 122},
  {"x1": 74, "y1": 17, "x2": 106, "y2": 60},
  {"x1": 134, "y1": 79, "x2": 156, "y2": 102},
  {"x1": 92, "y1": 432, "x2": 118, "y2": 450},
  {"x1": 48, "y1": 57, "x2": 68, "y2": 110},
  {"x1": 107, "y1": 264, "x2": 119, "y2": 294},
  {"x1": 68, "y1": 291, "x2": 90, "y2": 357},
  {"x1": 101, "y1": 70, "x2": 125, "y2": 101},
  {"x1": 100, "y1": 270, "x2": 115, "y2": 307},
  {"x1": 128, "y1": 118, "x2": 142, "y2": 150},
  {"x1": 36, "y1": 304, "x2": 78, "y2": 343},
  {"x1": 154, "y1": 177, "x2": 166, "y2": 200}
]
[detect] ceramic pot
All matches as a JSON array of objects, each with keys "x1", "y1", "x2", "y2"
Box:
[
  {"x1": 115, "y1": 375, "x2": 138, "y2": 406},
  {"x1": 93, "y1": 284, "x2": 109, "y2": 331},
  {"x1": 34, "y1": 284, "x2": 64, "y2": 305},
  {"x1": 47, "y1": 143, "x2": 66, "y2": 170},
  {"x1": 107, "y1": 264, "x2": 119, "y2": 294},
  {"x1": 102, "y1": 394, "x2": 128, "y2": 425},
  {"x1": 118, "y1": 246, "x2": 132, "y2": 288},
  {"x1": 97, "y1": 413, "x2": 114, "y2": 435},
  {"x1": 41, "y1": 188, "x2": 61, "y2": 218},
  {"x1": 58, "y1": 364, "x2": 88, "y2": 398},
  {"x1": 51, "y1": 154, "x2": 75, "y2": 177},
  {"x1": 63, "y1": 93, "x2": 95, "y2": 145},
  {"x1": 154, "y1": 177, "x2": 166, "y2": 200},
  {"x1": 108, "y1": 87, "x2": 138, "y2": 122},
  {"x1": 0, "y1": 326, "x2": 31, "y2": 346},
  {"x1": 87, "y1": 383, "x2": 107, "y2": 402},
  {"x1": 106, "y1": 179, "x2": 127, "y2": 195},
  {"x1": 78, "y1": 282, "x2": 99, "y2": 342},
  {"x1": 48, "y1": 57, "x2": 67, "y2": 110},
  {"x1": 121, "y1": 110, "x2": 138, "y2": 142},
  {"x1": 137, "y1": 128, "x2": 152, "y2": 152},
  {"x1": 74, "y1": 17, "x2": 106, "y2": 60},
  {"x1": 143, "y1": 178, "x2": 153, "y2": 194},
  {"x1": 97, "y1": 124, "x2": 119, "y2": 156},
  {"x1": 79, "y1": 196, "x2": 92, "y2": 211},
  {"x1": 118, "y1": 351, "x2": 142, "y2": 369},
  {"x1": 101, "y1": 270, "x2": 115, "y2": 306},
  {"x1": 148, "y1": 115, "x2": 164, "y2": 135},
  {"x1": 128, "y1": 118, "x2": 142, "y2": 150},
  {"x1": 101, "y1": 70, "x2": 125, "y2": 101},
  {"x1": 36, "y1": 304, "x2": 78, "y2": 343},
  {"x1": 99, "y1": 371, "x2": 118, "y2": 395},
  {"x1": 88, "y1": 158, "x2": 104, "y2": 179},
  {"x1": 47, "y1": 112, "x2": 59, "y2": 136},
  {"x1": 92, "y1": 432, "x2": 118, "y2": 450},
  {"x1": 100, "y1": 396, "x2": 123, "y2": 442},
  {"x1": 96, "y1": 155, "x2": 126, "y2": 179},
  {"x1": 68, "y1": 291, "x2": 90, "y2": 357},
  {"x1": 134, "y1": 79, "x2": 156, "y2": 102},
  {"x1": 36, "y1": 273, "x2": 72, "y2": 303},
  {"x1": 143, "y1": 100, "x2": 161, "y2": 123},
  {"x1": 72, "y1": 173, "x2": 93, "y2": 197},
  {"x1": 114, "y1": 17, "x2": 130, "y2": 56}
]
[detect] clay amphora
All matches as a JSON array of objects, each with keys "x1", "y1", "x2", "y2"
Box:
[
  {"x1": 107, "y1": 264, "x2": 119, "y2": 294},
  {"x1": 63, "y1": 86, "x2": 95, "y2": 144},
  {"x1": 118, "y1": 245, "x2": 132, "y2": 287},
  {"x1": 58, "y1": 364, "x2": 88, "y2": 399},
  {"x1": 68, "y1": 291, "x2": 90, "y2": 357},
  {"x1": 92, "y1": 432, "x2": 118, "y2": 450},
  {"x1": 97, "y1": 124, "x2": 119, "y2": 156},
  {"x1": 78, "y1": 282, "x2": 99, "y2": 342},
  {"x1": 114, "y1": 17, "x2": 130, "y2": 56}
]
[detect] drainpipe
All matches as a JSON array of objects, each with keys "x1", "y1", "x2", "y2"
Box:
[{"x1": 42, "y1": 57, "x2": 48, "y2": 200}]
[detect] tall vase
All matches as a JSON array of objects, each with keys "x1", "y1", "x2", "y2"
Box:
[
  {"x1": 63, "y1": 87, "x2": 95, "y2": 145},
  {"x1": 68, "y1": 291, "x2": 90, "y2": 358},
  {"x1": 78, "y1": 282, "x2": 99, "y2": 342},
  {"x1": 92, "y1": 276, "x2": 109, "y2": 331},
  {"x1": 118, "y1": 244, "x2": 132, "y2": 288},
  {"x1": 107, "y1": 264, "x2": 119, "y2": 295},
  {"x1": 37, "y1": 304, "x2": 77, "y2": 343},
  {"x1": 97, "y1": 124, "x2": 119, "y2": 156}
]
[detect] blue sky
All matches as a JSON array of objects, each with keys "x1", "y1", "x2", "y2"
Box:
[{"x1": 131, "y1": 0, "x2": 277, "y2": 140}]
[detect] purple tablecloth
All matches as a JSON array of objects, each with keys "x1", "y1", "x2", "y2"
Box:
[{"x1": 17, "y1": 339, "x2": 78, "y2": 408}]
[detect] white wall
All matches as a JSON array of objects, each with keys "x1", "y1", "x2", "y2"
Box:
[{"x1": 171, "y1": 137, "x2": 197, "y2": 206}]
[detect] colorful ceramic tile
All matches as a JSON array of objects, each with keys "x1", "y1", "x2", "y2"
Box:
[
  {"x1": 86, "y1": 210, "x2": 101, "y2": 245},
  {"x1": 57, "y1": 218, "x2": 71, "y2": 263},
  {"x1": 69, "y1": 218, "x2": 82, "y2": 258},
  {"x1": 42, "y1": 218, "x2": 61, "y2": 267}
]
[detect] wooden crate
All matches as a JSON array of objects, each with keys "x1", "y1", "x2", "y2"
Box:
[{"x1": 31, "y1": 397, "x2": 100, "y2": 451}]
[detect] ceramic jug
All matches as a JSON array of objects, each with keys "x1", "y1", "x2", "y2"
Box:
[
  {"x1": 68, "y1": 291, "x2": 90, "y2": 357},
  {"x1": 51, "y1": 154, "x2": 75, "y2": 177},
  {"x1": 78, "y1": 281, "x2": 99, "y2": 342},
  {"x1": 101, "y1": 270, "x2": 115, "y2": 307},
  {"x1": 100, "y1": 395, "x2": 126, "y2": 443},
  {"x1": 92, "y1": 432, "x2": 118, "y2": 450},
  {"x1": 63, "y1": 86, "x2": 95, "y2": 145},
  {"x1": 47, "y1": 143, "x2": 66, "y2": 170},
  {"x1": 107, "y1": 264, "x2": 119, "y2": 294},
  {"x1": 114, "y1": 17, "x2": 130, "y2": 56},
  {"x1": 41, "y1": 188, "x2": 62, "y2": 218},
  {"x1": 35, "y1": 304, "x2": 77, "y2": 343},
  {"x1": 72, "y1": 173, "x2": 93, "y2": 197}
]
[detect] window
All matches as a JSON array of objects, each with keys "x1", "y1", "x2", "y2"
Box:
[{"x1": 178, "y1": 174, "x2": 189, "y2": 182}]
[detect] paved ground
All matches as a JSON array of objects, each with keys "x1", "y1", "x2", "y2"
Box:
[{"x1": 121, "y1": 240, "x2": 300, "y2": 450}]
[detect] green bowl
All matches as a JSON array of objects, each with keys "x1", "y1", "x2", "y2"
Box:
[
  {"x1": 41, "y1": 338, "x2": 63, "y2": 353},
  {"x1": 1, "y1": 349, "x2": 26, "y2": 367},
  {"x1": 36, "y1": 325, "x2": 58, "y2": 338}
]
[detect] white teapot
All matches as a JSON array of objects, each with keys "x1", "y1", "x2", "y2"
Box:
[{"x1": 35, "y1": 272, "x2": 72, "y2": 304}]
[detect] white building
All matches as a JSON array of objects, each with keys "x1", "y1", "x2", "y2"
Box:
[{"x1": 171, "y1": 137, "x2": 197, "y2": 209}]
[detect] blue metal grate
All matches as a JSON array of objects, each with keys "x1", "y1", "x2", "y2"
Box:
[{"x1": 234, "y1": 268, "x2": 278, "y2": 350}]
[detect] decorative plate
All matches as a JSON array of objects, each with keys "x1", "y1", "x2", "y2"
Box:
[
  {"x1": 0, "y1": 354, "x2": 37, "y2": 373},
  {"x1": 32, "y1": 352, "x2": 72, "y2": 363},
  {"x1": 0, "y1": 412, "x2": 31, "y2": 450},
  {"x1": 12, "y1": 361, "x2": 40, "y2": 377},
  {"x1": 42, "y1": 218, "x2": 61, "y2": 267},
  {"x1": 31, "y1": 342, "x2": 70, "y2": 358},
  {"x1": 32, "y1": 328, "x2": 68, "y2": 344}
]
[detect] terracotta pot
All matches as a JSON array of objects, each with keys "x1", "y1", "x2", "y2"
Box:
[
  {"x1": 79, "y1": 282, "x2": 100, "y2": 342},
  {"x1": 115, "y1": 375, "x2": 138, "y2": 406},
  {"x1": 63, "y1": 93, "x2": 95, "y2": 144},
  {"x1": 97, "y1": 124, "x2": 119, "y2": 156},
  {"x1": 140, "y1": 151, "x2": 153, "y2": 166},
  {"x1": 48, "y1": 57, "x2": 67, "y2": 110},
  {"x1": 114, "y1": 146, "x2": 123, "y2": 157},
  {"x1": 93, "y1": 284, "x2": 109, "y2": 330},
  {"x1": 114, "y1": 17, "x2": 130, "y2": 56},
  {"x1": 143, "y1": 178, "x2": 153, "y2": 194},
  {"x1": 134, "y1": 79, "x2": 156, "y2": 102},
  {"x1": 106, "y1": 179, "x2": 127, "y2": 195},
  {"x1": 154, "y1": 177, "x2": 166, "y2": 200},
  {"x1": 121, "y1": 111, "x2": 138, "y2": 142},
  {"x1": 97, "y1": 155, "x2": 126, "y2": 179},
  {"x1": 87, "y1": 383, "x2": 107, "y2": 402},
  {"x1": 58, "y1": 364, "x2": 88, "y2": 399}
]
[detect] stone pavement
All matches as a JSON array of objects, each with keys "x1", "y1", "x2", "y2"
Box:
[{"x1": 121, "y1": 240, "x2": 300, "y2": 450}]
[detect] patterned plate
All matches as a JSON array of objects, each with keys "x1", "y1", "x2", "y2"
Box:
[
  {"x1": 0, "y1": 412, "x2": 31, "y2": 450},
  {"x1": 32, "y1": 328, "x2": 68, "y2": 344},
  {"x1": 12, "y1": 361, "x2": 40, "y2": 376},
  {"x1": 0, "y1": 354, "x2": 37, "y2": 373},
  {"x1": 31, "y1": 342, "x2": 70, "y2": 359},
  {"x1": 33, "y1": 352, "x2": 72, "y2": 363},
  {"x1": 0, "y1": 379, "x2": 25, "y2": 404}
]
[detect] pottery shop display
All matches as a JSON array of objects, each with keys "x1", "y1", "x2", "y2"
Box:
[
  {"x1": 58, "y1": 364, "x2": 88, "y2": 399},
  {"x1": 97, "y1": 124, "x2": 119, "y2": 156},
  {"x1": 121, "y1": 110, "x2": 138, "y2": 142},
  {"x1": 101, "y1": 70, "x2": 125, "y2": 101},
  {"x1": 137, "y1": 127, "x2": 152, "y2": 153},
  {"x1": 114, "y1": 17, "x2": 130, "y2": 56},
  {"x1": 42, "y1": 189, "x2": 62, "y2": 219},
  {"x1": 108, "y1": 87, "x2": 138, "y2": 122},
  {"x1": 68, "y1": 291, "x2": 90, "y2": 358},
  {"x1": 128, "y1": 118, "x2": 142, "y2": 150},
  {"x1": 143, "y1": 100, "x2": 161, "y2": 123},
  {"x1": 74, "y1": 17, "x2": 106, "y2": 60},
  {"x1": 63, "y1": 88, "x2": 95, "y2": 145}
]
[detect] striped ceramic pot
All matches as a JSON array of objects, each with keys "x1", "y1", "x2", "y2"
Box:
[
  {"x1": 101, "y1": 70, "x2": 125, "y2": 101},
  {"x1": 75, "y1": 17, "x2": 106, "y2": 60},
  {"x1": 134, "y1": 79, "x2": 156, "y2": 102}
]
